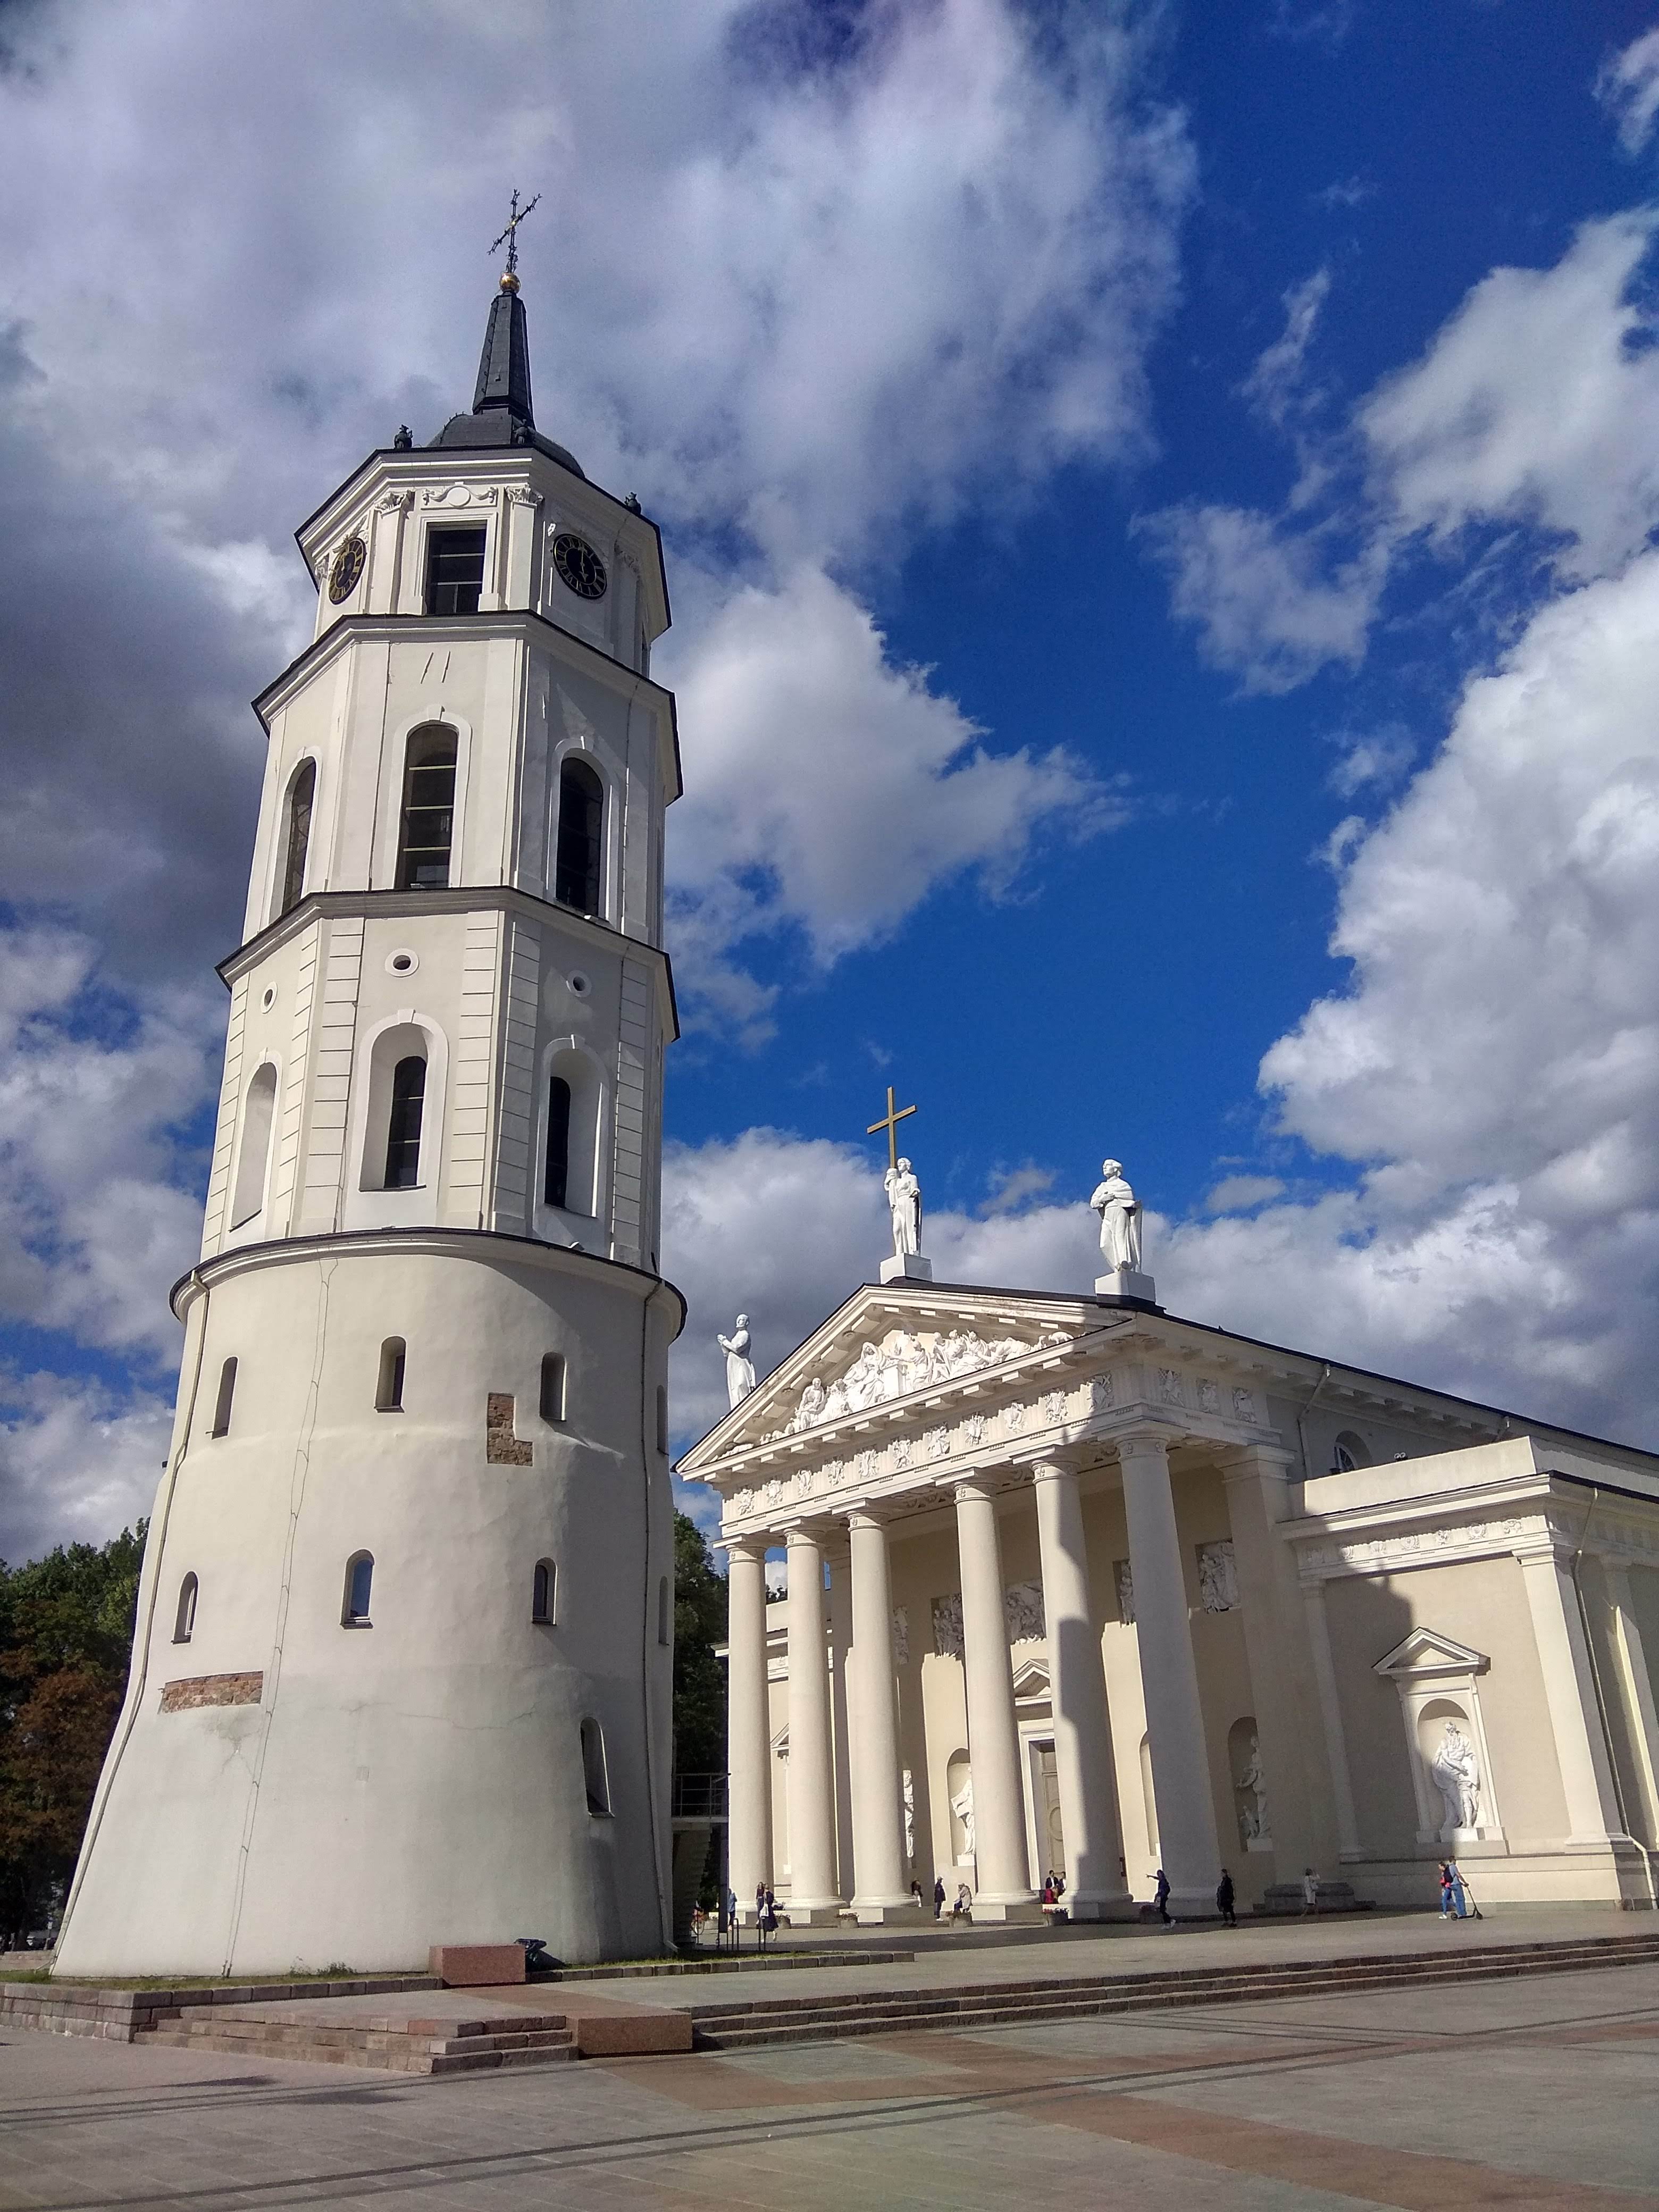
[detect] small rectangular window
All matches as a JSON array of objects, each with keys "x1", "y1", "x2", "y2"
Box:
[
  {"x1": 210, "y1": 1356, "x2": 237, "y2": 1438},
  {"x1": 424, "y1": 526, "x2": 487, "y2": 616},
  {"x1": 655, "y1": 1384, "x2": 669, "y2": 1456},
  {"x1": 541, "y1": 1353, "x2": 566, "y2": 1424}
]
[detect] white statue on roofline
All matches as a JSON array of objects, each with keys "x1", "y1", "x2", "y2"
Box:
[{"x1": 1090, "y1": 1158, "x2": 1142, "y2": 1273}]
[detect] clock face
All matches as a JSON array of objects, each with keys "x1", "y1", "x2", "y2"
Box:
[
  {"x1": 328, "y1": 535, "x2": 366, "y2": 604},
  {"x1": 552, "y1": 531, "x2": 608, "y2": 601}
]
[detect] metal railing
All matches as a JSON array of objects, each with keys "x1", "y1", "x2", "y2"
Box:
[{"x1": 671, "y1": 1771, "x2": 729, "y2": 1821}]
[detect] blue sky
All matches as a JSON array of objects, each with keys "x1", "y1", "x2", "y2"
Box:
[{"x1": 1, "y1": 0, "x2": 1657, "y2": 1555}]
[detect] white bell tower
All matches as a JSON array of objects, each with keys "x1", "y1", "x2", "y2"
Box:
[{"x1": 55, "y1": 265, "x2": 684, "y2": 1975}]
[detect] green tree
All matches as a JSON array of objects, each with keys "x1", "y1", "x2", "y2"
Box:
[
  {"x1": 0, "y1": 1524, "x2": 145, "y2": 1945},
  {"x1": 672, "y1": 1510, "x2": 726, "y2": 1779}
]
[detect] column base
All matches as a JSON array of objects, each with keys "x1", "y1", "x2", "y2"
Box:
[
  {"x1": 966, "y1": 1894, "x2": 1044, "y2": 1924},
  {"x1": 852, "y1": 1897, "x2": 920, "y2": 1925},
  {"x1": 1062, "y1": 1892, "x2": 1139, "y2": 1922},
  {"x1": 781, "y1": 1899, "x2": 845, "y2": 1927}
]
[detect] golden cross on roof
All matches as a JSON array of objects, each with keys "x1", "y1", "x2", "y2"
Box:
[
  {"x1": 489, "y1": 187, "x2": 541, "y2": 278},
  {"x1": 867, "y1": 1084, "x2": 917, "y2": 1172}
]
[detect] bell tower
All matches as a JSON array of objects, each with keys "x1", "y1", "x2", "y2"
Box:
[{"x1": 55, "y1": 265, "x2": 684, "y2": 1975}]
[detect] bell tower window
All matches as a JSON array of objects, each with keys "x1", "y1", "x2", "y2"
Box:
[
  {"x1": 544, "y1": 1076, "x2": 572, "y2": 1210},
  {"x1": 279, "y1": 761, "x2": 315, "y2": 916},
  {"x1": 555, "y1": 757, "x2": 604, "y2": 914},
  {"x1": 383, "y1": 1057, "x2": 427, "y2": 1188},
  {"x1": 397, "y1": 727, "x2": 457, "y2": 890},
  {"x1": 425, "y1": 525, "x2": 487, "y2": 616}
]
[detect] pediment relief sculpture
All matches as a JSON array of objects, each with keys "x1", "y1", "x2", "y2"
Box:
[{"x1": 757, "y1": 1324, "x2": 1071, "y2": 1444}]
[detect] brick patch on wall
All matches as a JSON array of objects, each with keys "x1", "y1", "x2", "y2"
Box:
[
  {"x1": 486, "y1": 1392, "x2": 532, "y2": 1466},
  {"x1": 160, "y1": 1671, "x2": 264, "y2": 1712}
]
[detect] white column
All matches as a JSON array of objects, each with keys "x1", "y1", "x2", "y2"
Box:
[
  {"x1": 954, "y1": 1479, "x2": 1041, "y2": 1920},
  {"x1": 1301, "y1": 1579, "x2": 1362, "y2": 1858},
  {"x1": 847, "y1": 1513, "x2": 914, "y2": 1923},
  {"x1": 1032, "y1": 1462, "x2": 1134, "y2": 1919},
  {"x1": 783, "y1": 1527, "x2": 843, "y2": 1923},
  {"x1": 1604, "y1": 1559, "x2": 1659, "y2": 1848},
  {"x1": 725, "y1": 1539, "x2": 773, "y2": 1915},
  {"x1": 1117, "y1": 1429, "x2": 1221, "y2": 1915},
  {"x1": 1518, "y1": 1546, "x2": 1624, "y2": 1846}
]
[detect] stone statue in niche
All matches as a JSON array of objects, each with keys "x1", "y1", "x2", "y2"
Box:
[
  {"x1": 1004, "y1": 1581, "x2": 1046, "y2": 1643},
  {"x1": 718, "y1": 1317, "x2": 756, "y2": 1409},
  {"x1": 885, "y1": 1157, "x2": 923, "y2": 1257},
  {"x1": 892, "y1": 1606, "x2": 910, "y2": 1667},
  {"x1": 933, "y1": 1593, "x2": 965, "y2": 1660},
  {"x1": 902, "y1": 1770, "x2": 916, "y2": 1864},
  {"x1": 1236, "y1": 1734, "x2": 1270, "y2": 1843},
  {"x1": 1430, "y1": 1719, "x2": 1482, "y2": 1830},
  {"x1": 797, "y1": 1376, "x2": 826, "y2": 1427},
  {"x1": 950, "y1": 1775, "x2": 976, "y2": 1857},
  {"x1": 1090, "y1": 1159, "x2": 1142, "y2": 1272},
  {"x1": 1196, "y1": 1540, "x2": 1238, "y2": 1613},
  {"x1": 1113, "y1": 1559, "x2": 1135, "y2": 1624}
]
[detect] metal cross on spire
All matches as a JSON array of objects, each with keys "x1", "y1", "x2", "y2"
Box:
[
  {"x1": 867, "y1": 1084, "x2": 918, "y2": 1172},
  {"x1": 489, "y1": 188, "x2": 541, "y2": 278}
]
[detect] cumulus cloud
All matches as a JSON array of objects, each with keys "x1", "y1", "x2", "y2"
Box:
[
  {"x1": 1144, "y1": 211, "x2": 1659, "y2": 690},
  {"x1": 665, "y1": 564, "x2": 1120, "y2": 1011},
  {"x1": 1596, "y1": 26, "x2": 1659, "y2": 154},
  {"x1": 0, "y1": 1371, "x2": 171, "y2": 1569}
]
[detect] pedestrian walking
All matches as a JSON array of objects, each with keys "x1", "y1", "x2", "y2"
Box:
[
  {"x1": 933, "y1": 1876, "x2": 946, "y2": 1920},
  {"x1": 1153, "y1": 1867, "x2": 1171, "y2": 1926},
  {"x1": 1217, "y1": 1869, "x2": 1236, "y2": 1926}
]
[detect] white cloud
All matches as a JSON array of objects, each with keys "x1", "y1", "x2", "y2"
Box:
[
  {"x1": 1328, "y1": 726, "x2": 1415, "y2": 797},
  {"x1": 1146, "y1": 211, "x2": 1659, "y2": 689},
  {"x1": 0, "y1": 1371, "x2": 171, "y2": 1567},
  {"x1": 1242, "y1": 267, "x2": 1331, "y2": 430},
  {"x1": 1203, "y1": 1175, "x2": 1285, "y2": 1213},
  {"x1": 665, "y1": 564, "x2": 1120, "y2": 1006},
  {"x1": 1136, "y1": 504, "x2": 1383, "y2": 694},
  {"x1": 1596, "y1": 26, "x2": 1659, "y2": 154}
]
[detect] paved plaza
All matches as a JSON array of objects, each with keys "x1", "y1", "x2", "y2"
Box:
[{"x1": 3, "y1": 1930, "x2": 1658, "y2": 2208}]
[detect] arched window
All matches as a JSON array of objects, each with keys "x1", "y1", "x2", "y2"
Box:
[
  {"x1": 343, "y1": 1552, "x2": 374, "y2": 1626},
  {"x1": 657, "y1": 1574, "x2": 671, "y2": 1647},
  {"x1": 543, "y1": 1075, "x2": 572, "y2": 1209},
  {"x1": 533, "y1": 1559, "x2": 556, "y2": 1624},
  {"x1": 1332, "y1": 1431, "x2": 1370, "y2": 1473},
  {"x1": 173, "y1": 1572, "x2": 198, "y2": 1645},
  {"x1": 279, "y1": 760, "x2": 315, "y2": 916},
  {"x1": 540, "y1": 1353, "x2": 566, "y2": 1423},
  {"x1": 396, "y1": 726, "x2": 457, "y2": 890},
  {"x1": 230, "y1": 1063, "x2": 278, "y2": 1230},
  {"x1": 210, "y1": 1356, "x2": 237, "y2": 1438},
  {"x1": 540, "y1": 1051, "x2": 600, "y2": 1219},
  {"x1": 554, "y1": 757, "x2": 604, "y2": 915},
  {"x1": 580, "y1": 1716, "x2": 610, "y2": 1815},
  {"x1": 383, "y1": 1057, "x2": 426, "y2": 1188},
  {"x1": 376, "y1": 1337, "x2": 406, "y2": 1412}
]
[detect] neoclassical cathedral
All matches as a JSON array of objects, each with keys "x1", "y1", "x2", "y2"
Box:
[
  {"x1": 682, "y1": 1246, "x2": 1659, "y2": 1922},
  {"x1": 56, "y1": 262, "x2": 682, "y2": 1975}
]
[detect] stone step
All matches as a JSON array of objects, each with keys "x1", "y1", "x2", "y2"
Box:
[
  {"x1": 687, "y1": 1934, "x2": 1659, "y2": 2050},
  {"x1": 139, "y1": 2009, "x2": 577, "y2": 2075}
]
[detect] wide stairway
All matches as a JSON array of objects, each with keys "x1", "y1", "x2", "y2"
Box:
[
  {"x1": 141, "y1": 2004, "x2": 576, "y2": 2075},
  {"x1": 684, "y1": 1928, "x2": 1659, "y2": 2051}
]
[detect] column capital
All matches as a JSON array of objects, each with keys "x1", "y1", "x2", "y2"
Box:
[
  {"x1": 951, "y1": 1473, "x2": 1001, "y2": 1505},
  {"x1": 1113, "y1": 1421, "x2": 1182, "y2": 1459},
  {"x1": 1217, "y1": 1440, "x2": 1296, "y2": 1480},
  {"x1": 719, "y1": 1535, "x2": 770, "y2": 1565},
  {"x1": 1029, "y1": 1458, "x2": 1076, "y2": 1487},
  {"x1": 845, "y1": 1505, "x2": 894, "y2": 1532}
]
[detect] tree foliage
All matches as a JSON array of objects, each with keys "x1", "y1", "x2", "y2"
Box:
[
  {"x1": 0, "y1": 1525, "x2": 144, "y2": 1945},
  {"x1": 672, "y1": 1510, "x2": 727, "y2": 1778}
]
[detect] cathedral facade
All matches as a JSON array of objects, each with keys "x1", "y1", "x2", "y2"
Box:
[
  {"x1": 681, "y1": 1281, "x2": 1659, "y2": 1923},
  {"x1": 55, "y1": 271, "x2": 683, "y2": 1976}
]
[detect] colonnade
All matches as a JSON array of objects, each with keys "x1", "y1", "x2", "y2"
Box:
[{"x1": 727, "y1": 1431, "x2": 1258, "y2": 1924}]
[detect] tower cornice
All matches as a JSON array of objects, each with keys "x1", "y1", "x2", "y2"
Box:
[
  {"x1": 215, "y1": 883, "x2": 680, "y2": 1041},
  {"x1": 170, "y1": 1222, "x2": 686, "y2": 1333},
  {"x1": 252, "y1": 608, "x2": 683, "y2": 805}
]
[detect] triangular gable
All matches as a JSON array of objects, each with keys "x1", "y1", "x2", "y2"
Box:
[
  {"x1": 1012, "y1": 1658, "x2": 1052, "y2": 1702},
  {"x1": 677, "y1": 1280, "x2": 1094, "y2": 1474},
  {"x1": 1372, "y1": 1627, "x2": 1489, "y2": 1679}
]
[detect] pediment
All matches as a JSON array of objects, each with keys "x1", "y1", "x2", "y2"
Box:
[
  {"x1": 1012, "y1": 1658, "x2": 1052, "y2": 1702},
  {"x1": 678, "y1": 1280, "x2": 1094, "y2": 1476},
  {"x1": 1373, "y1": 1627, "x2": 1489, "y2": 1679}
]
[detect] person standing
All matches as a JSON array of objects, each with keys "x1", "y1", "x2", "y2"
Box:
[
  {"x1": 1442, "y1": 1858, "x2": 1468, "y2": 1919},
  {"x1": 1153, "y1": 1868, "x2": 1171, "y2": 1926},
  {"x1": 1216, "y1": 1869, "x2": 1236, "y2": 1927},
  {"x1": 933, "y1": 1876, "x2": 946, "y2": 1921},
  {"x1": 1301, "y1": 1867, "x2": 1319, "y2": 1916}
]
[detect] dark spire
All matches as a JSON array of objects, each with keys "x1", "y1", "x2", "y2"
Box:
[{"x1": 473, "y1": 271, "x2": 534, "y2": 424}]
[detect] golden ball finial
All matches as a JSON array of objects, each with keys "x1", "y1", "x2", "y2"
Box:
[{"x1": 499, "y1": 268, "x2": 520, "y2": 293}]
